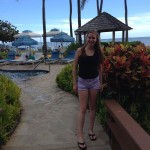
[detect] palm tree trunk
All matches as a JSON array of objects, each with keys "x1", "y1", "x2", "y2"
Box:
[
  {"x1": 77, "y1": 0, "x2": 82, "y2": 45},
  {"x1": 69, "y1": 0, "x2": 73, "y2": 37},
  {"x1": 99, "y1": 0, "x2": 103, "y2": 14},
  {"x1": 42, "y1": 0, "x2": 47, "y2": 57},
  {"x1": 124, "y1": 0, "x2": 128, "y2": 42},
  {"x1": 96, "y1": 0, "x2": 100, "y2": 15}
]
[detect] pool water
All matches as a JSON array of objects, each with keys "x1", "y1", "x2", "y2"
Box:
[{"x1": 0, "y1": 69, "x2": 49, "y2": 80}]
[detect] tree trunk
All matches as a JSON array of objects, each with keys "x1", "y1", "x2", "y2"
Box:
[
  {"x1": 77, "y1": 0, "x2": 82, "y2": 45},
  {"x1": 69, "y1": 0, "x2": 73, "y2": 37},
  {"x1": 124, "y1": 0, "x2": 128, "y2": 42},
  {"x1": 99, "y1": 0, "x2": 103, "y2": 14},
  {"x1": 96, "y1": 0, "x2": 100, "y2": 15},
  {"x1": 42, "y1": 0, "x2": 47, "y2": 57}
]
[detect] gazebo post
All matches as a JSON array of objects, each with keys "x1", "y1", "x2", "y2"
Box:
[
  {"x1": 99, "y1": 32, "x2": 101, "y2": 43},
  {"x1": 112, "y1": 31, "x2": 115, "y2": 43},
  {"x1": 122, "y1": 31, "x2": 125, "y2": 43},
  {"x1": 75, "y1": 32, "x2": 79, "y2": 44},
  {"x1": 83, "y1": 32, "x2": 86, "y2": 44}
]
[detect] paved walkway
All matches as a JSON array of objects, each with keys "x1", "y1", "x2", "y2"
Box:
[{"x1": 1, "y1": 63, "x2": 111, "y2": 150}]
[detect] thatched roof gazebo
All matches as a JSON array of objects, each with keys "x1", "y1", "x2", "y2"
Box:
[{"x1": 74, "y1": 12, "x2": 132, "y2": 43}]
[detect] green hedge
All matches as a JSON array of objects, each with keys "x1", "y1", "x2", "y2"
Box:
[
  {"x1": 0, "y1": 75, "x2": 21, "y2": 145},
  {"x1": 56, "y1": 64, "x2": 74, "y2": 93}
]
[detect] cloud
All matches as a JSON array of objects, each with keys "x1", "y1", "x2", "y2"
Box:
[
  {"x1": 46, "y1": 12, "x2": 150, "y2": 38},
  {"x1": 118, "y1": 12, "x2": 150, "y2": 37},
  {"x1": 15, "y1": 12, "x2": 150, "y2": 39},
  {"x1": 42, "y1": 18, "x2": 92, "y2": 39}
]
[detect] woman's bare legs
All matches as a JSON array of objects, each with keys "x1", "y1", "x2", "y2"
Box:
[
  {"x1": 88, "y1": 89, "x2": 99, "y2": 136},
  {"x1": 77, "y1": 90, "x2": 88, "y2": 143}
]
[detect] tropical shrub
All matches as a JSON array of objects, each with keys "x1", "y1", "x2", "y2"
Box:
[
  {"x1": 103, "y1": 43, "x2": 149, "y2": 97},
  {"x1": 103, "y1": 43, "x2": 150, "y2": 99},
  {"x1": 102, "y1": 43, "x2": 150, "y2": 134},
  {"x1": 101, "y1": 41, "x2": 142, "y2": 48},
  {"x1": 0, "y1": 75, "x2": 21, "y2": 145},
  {"x1": 56, "y1": 64, "x2": 74, "y2": 93}
]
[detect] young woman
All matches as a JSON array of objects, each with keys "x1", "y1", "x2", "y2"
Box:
[{"x1": 73, "y1": 30, "x2": 104, "y2": 150}]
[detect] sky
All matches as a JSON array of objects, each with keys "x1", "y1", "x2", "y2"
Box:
[{"x1": 1, "y1": 0, "x2": 150, "y2": 40}]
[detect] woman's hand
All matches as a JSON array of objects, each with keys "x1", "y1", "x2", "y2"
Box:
[{"x1": 73, "y1": 84, "x2": 78, "y2": 95}]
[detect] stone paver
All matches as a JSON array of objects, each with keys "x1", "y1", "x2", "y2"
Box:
[{"x1": 1, "y1": 63, "x2": 111, "y2": 150}]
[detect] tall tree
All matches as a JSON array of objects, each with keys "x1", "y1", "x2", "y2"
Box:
[
  {"x1": 77, "y1": 0, "x2": 82, "y2": 45},
  {"x1": 124, "y1": 0, "x2": 128, "y2": 42},
  {"x1": 69, "y1": 0, "x2": 73, "y2": 37},
  {"x1": 81, "y1": 0, "x2": 103, "y2": 15},
  {"x1": 0, "y1": 20, "x2": 19, "y2": 43},
  {"x1": 96, "y1": 0, "x2": 100, "y2": 15},
  {"x1": 42, "y1": 0, "x2": 47, "y2": 57},
  {"x1": 99, "y1": 0, "x2": 103, "y2": 14}
]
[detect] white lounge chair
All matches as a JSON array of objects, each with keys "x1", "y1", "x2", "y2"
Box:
[{"x1": 22, "y1": 53, "x2": 43, "y2": 65}]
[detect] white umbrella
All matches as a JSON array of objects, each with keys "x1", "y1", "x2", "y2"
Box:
[
  {"x1": 14, "y1": 30, "x2": 41, "y2": 38},
  {"x1": 46, "y1": 28, "x2": 61, "y2": 37}
]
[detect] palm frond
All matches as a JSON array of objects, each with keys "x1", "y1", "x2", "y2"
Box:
[{"x1": 80, "y1": 0, "x2": 89, "y2": 10}]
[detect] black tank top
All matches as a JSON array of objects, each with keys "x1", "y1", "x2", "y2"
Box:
[{"x1": 78, "y1": 51, "x2": 99, "y2": 79}]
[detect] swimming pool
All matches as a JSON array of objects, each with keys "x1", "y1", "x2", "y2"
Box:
[{"x1": 0, "y1": 69, "x2": 49, "y2": 80}]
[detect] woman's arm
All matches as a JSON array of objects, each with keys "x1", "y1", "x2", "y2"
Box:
[{"x1": 72, "y1": 48, "x2": 80, "y2": 93}]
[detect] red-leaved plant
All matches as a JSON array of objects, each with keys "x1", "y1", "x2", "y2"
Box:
[
  {"x1": 102, "y1": 43, "x2": 150, "y2": 134},
  {"x1": 103, "y1": 43, "x2": 149, "y2": 98}
]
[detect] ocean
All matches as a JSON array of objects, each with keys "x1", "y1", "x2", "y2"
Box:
[
  {"x1": 1, "y1": 36, "x2": 150, "y2": 49},
  {"x1": 101, "y1": 37, "x2": 150, "y2": 46},
  {"x1": 39, "y1": 36, "x2": 150, "y2": 48}
]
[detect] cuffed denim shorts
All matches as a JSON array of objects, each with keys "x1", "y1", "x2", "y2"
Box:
[{"x1": 78, "y1": 76, "x2": 100, "y2": 91}]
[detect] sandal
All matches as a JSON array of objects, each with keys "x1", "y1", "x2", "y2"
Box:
[
  {"x1": 88, "y1": 133, "x2": 97, "y2": 141},
  {"x1": 77, "y1": 141, "x2": 87, "y2": 150}
]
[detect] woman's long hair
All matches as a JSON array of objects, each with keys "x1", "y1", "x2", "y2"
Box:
[{"x1": 81, "y1": 30, "x2": 104, "y2": 64}]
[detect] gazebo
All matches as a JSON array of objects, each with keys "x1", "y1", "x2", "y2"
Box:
[{"x1": 74, "y1": 12, "x2": 132, "y2": 43}]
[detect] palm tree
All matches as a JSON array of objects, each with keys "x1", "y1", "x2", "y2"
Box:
[
  {"x1": 69, "y1": 0, "x2": 73, "y2": 37},
  {"x1": 77, "y1": 0, "x2": 82, "y2": 45},
  {"x1": 81, "y1": 0, "x2": 103, "y2": 15},
  {"x1": 99, "y1": 0, "x2": 103, "y2": 14},
  {"x1": 124, "y1": 0, "x2": 128, "y2": 42},
  {"x1": 42, "y1": 0, "x2": 47, "y2": 57},
  {"x1": 96, "y1": 0, "x2": 100, "y2": 14}
]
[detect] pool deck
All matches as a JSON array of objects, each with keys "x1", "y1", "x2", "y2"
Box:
[{"x1": 1, "y1": 63, "x2": 111, "y2": 150}]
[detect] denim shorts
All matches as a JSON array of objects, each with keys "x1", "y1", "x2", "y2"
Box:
[{"x1": 78, "y1": 76, "x2": 100, "y2": 91}]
